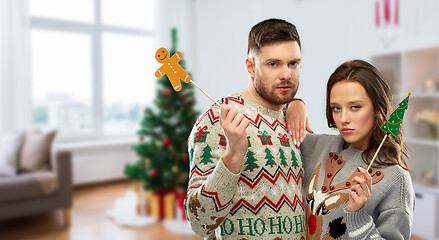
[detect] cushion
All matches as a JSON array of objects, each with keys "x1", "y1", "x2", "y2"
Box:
[
  {"x1": 32, "y1": 171, "x2": 59, "y2": 195},
  {"x1": 18, "y1": 130, "x2": 57, "y2": 172},
  {"x1": 0, "y1": 132, "x2": 24, "y2": 177}
]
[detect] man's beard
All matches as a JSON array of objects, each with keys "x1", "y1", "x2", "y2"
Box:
[{"x1": 255, "y1": 80, "x2": 299, "y2": 105}]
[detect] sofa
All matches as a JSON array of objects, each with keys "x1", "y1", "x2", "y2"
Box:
[{"x1": 0, "y1": 131, "x2": 73, "y2": 226}]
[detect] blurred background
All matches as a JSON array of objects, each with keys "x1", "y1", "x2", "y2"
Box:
[{"x1": 0, "y1": 0, "x2": 438, "y2": 239}]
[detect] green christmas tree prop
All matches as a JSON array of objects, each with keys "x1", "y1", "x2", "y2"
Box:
[
  {"x1": 367, "y1": 93, "x2": 410, "y2": 171},
  {"x1": 291, "y1": 149, "x2": 299, "y2": 168},
  {"x1": 279, "y1": 148, "x2": 288, "y2": 167},
  {"x1": 124, "y1": 28, "x2": 199, "y2": 191},
  {"x1": 200, "y1": 145, "x2": 214, "y2": 165},
  {"x1": 264, "y1": 147, "x2": 276, "y2": 167},
  {"x1": 244, "y1": 150, "x2": 259, "y2": 172},
  {"x1": 381, "y1": 93, "x2": 410, "y2": 137}
]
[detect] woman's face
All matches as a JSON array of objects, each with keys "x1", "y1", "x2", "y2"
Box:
[{"x1": 329, "y1": 81, "x2": 375, "y2": 150}]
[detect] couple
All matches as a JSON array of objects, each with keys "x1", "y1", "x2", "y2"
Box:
[{"x1": 184, "y1": 18, "x2": 414, "y2": 240}]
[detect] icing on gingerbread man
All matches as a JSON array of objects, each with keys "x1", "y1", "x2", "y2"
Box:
[{"x1": 155, "y1": 47, "x2": 191, "y2": 92}]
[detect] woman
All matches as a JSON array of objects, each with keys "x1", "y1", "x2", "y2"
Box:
[{"x1": 287, "y1": 59, "x2": 414, "y2": 239}]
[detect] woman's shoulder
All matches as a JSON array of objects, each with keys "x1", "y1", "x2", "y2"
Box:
[
  {"x1": 384, "y1": 165, "x2": 413, "y2": 187},
  {"x1": 302, "y1": 133, "x2": 343, "y2": 148},
  {"x1": 300, "y1": 134, "x2": 345, "y2": 164},
  {"x1": 382, "y1": 164, "x2": 412, "y2": 186},
  {"x1": 379, "y1": 164, "x2": 415, "y2": 205}
]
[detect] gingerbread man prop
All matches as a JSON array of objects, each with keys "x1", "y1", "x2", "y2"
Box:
[{"x1": 155, "y1": 47, "x2": 191, "y2": 92}]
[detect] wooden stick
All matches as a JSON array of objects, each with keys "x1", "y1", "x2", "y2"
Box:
[
  {"x1": 366, "y1": 134, "x2": 388, "y2": 171},
  {"x1": 190, "y1": 80, "x2": 221, "y2": 107}
]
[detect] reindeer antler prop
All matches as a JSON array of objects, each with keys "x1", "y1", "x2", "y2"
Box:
[{"x1": 322, "y1": 152, "x2": 384, "y2": 194}]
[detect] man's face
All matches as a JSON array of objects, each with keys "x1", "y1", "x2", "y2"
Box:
[{"x1": 249, "y1": 41, "x2": 301, "y2": 110}]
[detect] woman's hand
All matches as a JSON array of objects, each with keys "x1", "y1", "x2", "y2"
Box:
[
  {"x1": 285, "y1": 100, "x2": 314, "y2": 146},
  {"x1": 346, "y1": 167, "x2": 372, "y2": 212}
]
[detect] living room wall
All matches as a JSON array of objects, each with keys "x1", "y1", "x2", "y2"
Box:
[{"x1": 167, "y1": 0, "x2": 439, "y2": 134}]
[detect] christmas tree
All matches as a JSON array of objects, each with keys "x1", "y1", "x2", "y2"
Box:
[
  {"x1": 381, "y1": 94, "x2": 410, "y2": 137},
  {"x1": 291, "y1": 149, "x2": 299, "y2": 168},
  {"x1": 244, "y1": 150, "x2": 259, "y2": 172},
  {"x1": 367, "y1": 93, "x2": 411, "y2": 171},
  {"x1": 279, "y1": 148, "x2": 288, "y2": 167},
  {"x1": 200, "y1": 145, "x2": 214, "y2": 165},
  {"x1": 124, "y1": 28, "x2": 199, "y2": 191},
  {"x1": 264, "y1": 147, "x2": 276, "y2": 167}
]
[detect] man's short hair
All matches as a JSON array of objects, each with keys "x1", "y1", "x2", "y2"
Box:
[{"x1": 248, "y1": 18, "x2": 301, "y2": 57}]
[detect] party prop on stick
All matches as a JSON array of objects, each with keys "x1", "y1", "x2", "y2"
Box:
[
  {"x1": 155, "y1": 47, "x2": 220, "y2": 107},
  {"x1": 366, "y1": 93, "x2": 410, "y2": 171}
]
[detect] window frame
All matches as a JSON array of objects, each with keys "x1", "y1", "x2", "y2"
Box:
[{"x1": 30, "y1": 0, "x2": 155, "y2": 142}]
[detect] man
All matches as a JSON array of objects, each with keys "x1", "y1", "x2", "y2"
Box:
[{"x1": 184, "y1": 18, "x2": 306, "y2": 240}]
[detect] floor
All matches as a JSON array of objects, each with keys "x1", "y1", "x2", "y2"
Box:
[
  {"x1": 0, "y1": 180, "x2": 427, "y2": 240},
  {"x1": 0, "y1": 180, "x2": 203, "y2": 240}
]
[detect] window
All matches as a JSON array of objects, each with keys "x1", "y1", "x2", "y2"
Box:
[
  {"x1": 30, "y1": 0, "x2": 155, "y2": 141},
  {"x1": 31, "y1": 30, "x2": 93, "y2": 135}
]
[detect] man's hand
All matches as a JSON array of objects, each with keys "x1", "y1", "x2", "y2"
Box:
[
  {"x1": 220, "y1": 104, "x2": 250, "y2": 174},
  {"x1": 285, "y1": 100, "x2": 313, "y2": 147}
]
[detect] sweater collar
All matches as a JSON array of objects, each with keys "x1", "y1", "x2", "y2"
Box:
[
  {"x1": 340, "y1": 139, "x2": 365, "y2": 164},
  {"x1": 232, "y1": 93, "x2": 285, "y2": 120}
]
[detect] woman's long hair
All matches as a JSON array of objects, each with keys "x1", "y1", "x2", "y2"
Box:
[{"x1": 326, "y1": 59, "x2": 409, "y2": 171}]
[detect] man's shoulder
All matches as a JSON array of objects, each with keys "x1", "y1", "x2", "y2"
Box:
[
  {"x1": 195, "y1": 93, "x2": 245, "y2": 125},
  {"x1": 195, "y1": 105, "x2": 221, "y2": 126},
  {"x1": 217, "y1": 93, "x2": 248, "y2": 111},
  {"x1": 219, "y1": 93, "x2": 245, "y2": 105}
]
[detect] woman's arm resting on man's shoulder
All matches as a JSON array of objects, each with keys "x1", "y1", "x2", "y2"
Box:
[{"x1": 285, "y1": 99, "x2": 314, "y2": 146}]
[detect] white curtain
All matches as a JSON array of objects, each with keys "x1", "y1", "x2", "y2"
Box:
[{"x1": 0, "y1": 0, "x2": 32, "y2": 133}]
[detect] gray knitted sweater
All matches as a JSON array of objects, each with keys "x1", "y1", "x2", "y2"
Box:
[
  {"x1": 184, "y1": 93, "x2": 306, "y2": 240},
  {"x1": 301, "y1": 134, "x2": 414, "y2": 239}
]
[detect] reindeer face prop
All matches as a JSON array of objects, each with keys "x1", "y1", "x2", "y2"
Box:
[{"x1": 306, "y1": 152, "x2": 384, "y2": 239}]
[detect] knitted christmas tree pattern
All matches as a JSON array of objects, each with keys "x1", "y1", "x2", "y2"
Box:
[
  {"x1": 200, "y1": 145, "x2": 214, "y2": 165},
  {"x1": 186, "y1": 95, "x2": 305, "y2": 230},
  {"x1": 279, "y1": 148, "x2": 288, "y2": 167},
  {"x1": 291, "y1": 149, "x2": 300, "y2": 168},
  {"x1": 264, "y1": 147, "x2": 277, "y2": 167},
  {"x1": 381, "y1": 94, "x2": 410, "y2": 137},
  {"x1": 244, "y1": 150, "x2": 259, "y2": 172}
]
